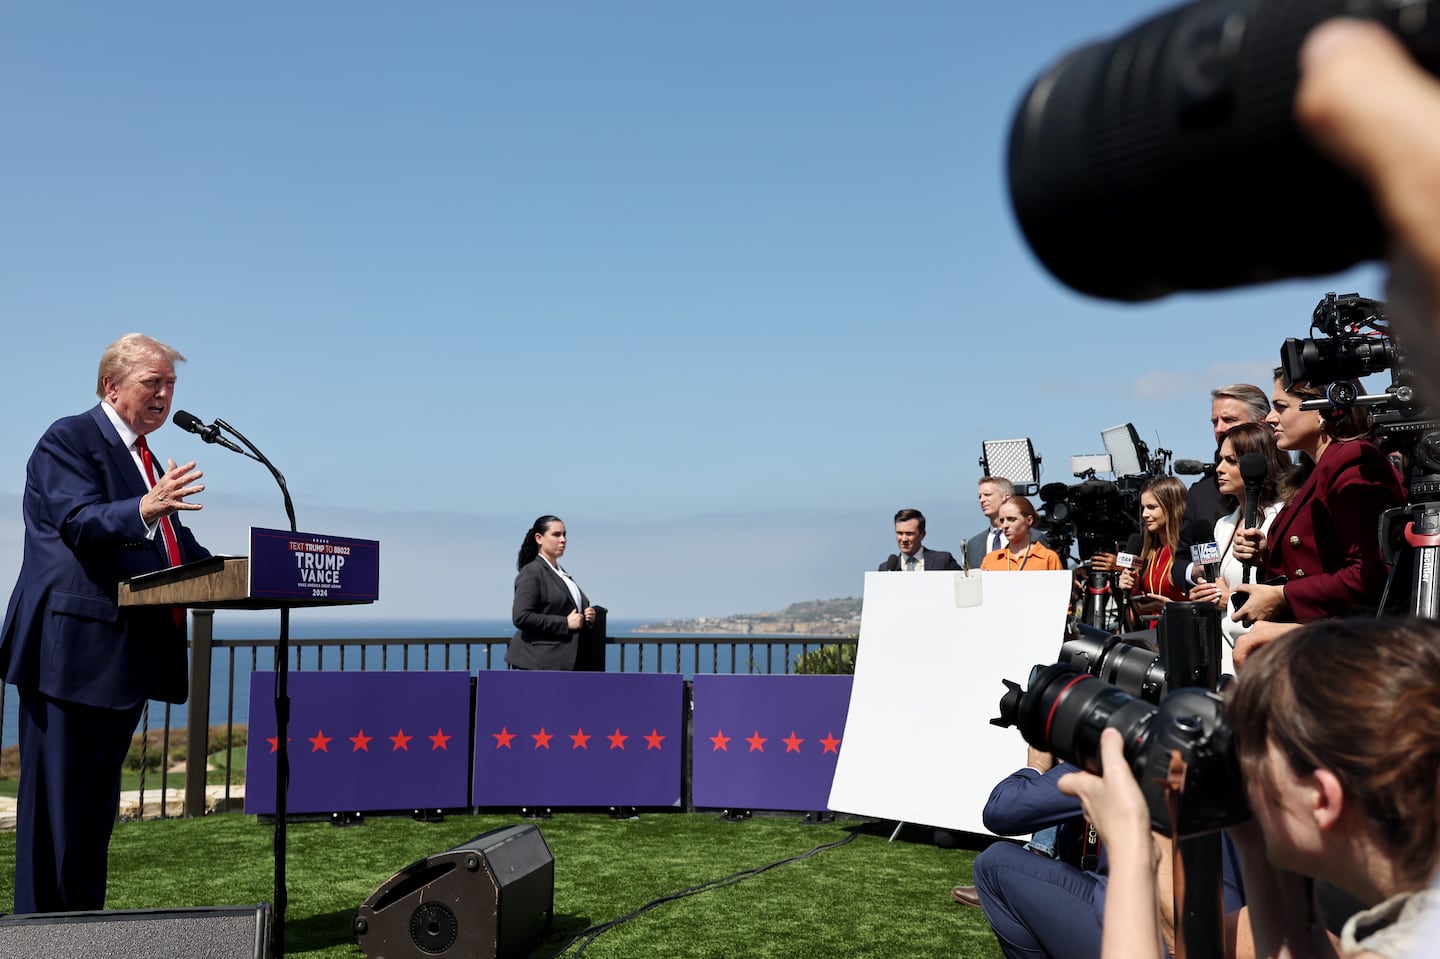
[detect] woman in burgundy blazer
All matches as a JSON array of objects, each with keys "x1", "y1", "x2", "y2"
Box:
[{"x1": 1233, "y1": 372, "x2": 1404, "y2": 624}]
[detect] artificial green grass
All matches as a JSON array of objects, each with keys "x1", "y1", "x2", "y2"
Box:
[{"x1": 0, "y1": 813, "x2": 1004, "y2": 958}]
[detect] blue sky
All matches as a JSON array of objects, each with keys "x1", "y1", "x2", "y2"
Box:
[{"x1": 0, "y1": 2, "x2": 1383, "y2": 624}]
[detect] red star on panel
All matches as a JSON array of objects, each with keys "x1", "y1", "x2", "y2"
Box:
[
  {"x1": 644, "y1": 728, "x2": 665, "y2": 750},
  {"x1": 390, "y1": 728, "x2": 413, "y2": 751},
  {"x1": 746, "y1": 730, "x2": 767, "y2": 752},
  {"x1": 570, "y1": 728, "x2": 591, "y2": 750},
  {"x1": 532, "y1": 728, "x2": 554, "y2": 749},
  {"x1": 820, "y1": 731, "x2": 842, "y2": 754},
  {"x1": 494, "y1": 727, "x2": 515, "y2": 749},
  {"x1": 710, "y1": 730, "x2": 731, "y2": 752},
  {"x1": 309, "y1": 730, "x2": 332, "y2": 753},
  {"x1": 267, "y1": 736, "x2": 291, "y2": 754},
  {"x1": 783, "y1": 731, "x2": 804, "y2": 753},
  {"x1": 350, "y1": 730, "x2": 373, "y2": 752},
  {"x1": 607, "y1": 728, "x2": 628, "y2": 750},
  {"x1": 429, "y1": 728, "x2": 451, "y2": 751}
]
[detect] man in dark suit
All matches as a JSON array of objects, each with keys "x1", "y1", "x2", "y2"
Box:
[
  {"x1": 1171, "y1": 384, "x2": 1270, "y2": 592},
  {"x1": 965, "y1": 477, "x2": 1015, "y2": 569},
  {"x1": 879, "y1": 508, "x2": 961, "y2": 571},
  {"x1": 0, "y1": 333, "x2": 209, "y2": 914}
]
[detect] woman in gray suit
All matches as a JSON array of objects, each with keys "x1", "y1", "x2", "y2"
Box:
[{"x1": 506, "y1": 515, "x2": 597, "y2": 670}]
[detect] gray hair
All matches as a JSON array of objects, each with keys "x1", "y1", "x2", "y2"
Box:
[
  {"x1": 96, "y1": 333, "x2": 185, "y2": 398},
  {"x1": 1211, "y1": 383, "x2": 1270, "y2": 422}
]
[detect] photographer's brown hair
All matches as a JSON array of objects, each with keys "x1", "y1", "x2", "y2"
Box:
[{"x1": 1228, "y1": 617, "x2": 1440, "y2": 886}]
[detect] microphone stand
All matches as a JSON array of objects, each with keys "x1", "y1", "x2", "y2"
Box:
[{"x1": 211, "y1": 417, "x2": 296, "y2": 959}]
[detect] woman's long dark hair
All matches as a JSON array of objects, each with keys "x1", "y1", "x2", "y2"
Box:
[
  {"x1": 517, "y1": 515, "x2": 562, "y2": 571},
  {"x1": 1217, "y1": 422, "x2": 1295, "y2": 516}
]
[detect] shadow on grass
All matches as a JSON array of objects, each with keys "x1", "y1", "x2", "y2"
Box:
[
  {"x1": 840, "y1": 818, "x2": 1008, "y2": 854},
  {"x1": 283, "y1": 907, "x2": 362, "y2": 954},
  {"x1": 532, "y1": 913, "x2": 597, "y2": 958}
]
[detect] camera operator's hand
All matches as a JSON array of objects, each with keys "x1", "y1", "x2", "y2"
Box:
[
  {"x1": 1231, "y1": 526, "x2": 1268, "y2": 565},
  {"x1": 1058, "y1": 729, "x2": 1165, "y2": 959},
  {"x1": 1296, "y1": 19, "x2": 1440, "y2": 322},
  {"x1": 1233, "y1": 621, "x2": 1303, "y2": 670},
  {"x1": 1057, "y1": 729, "x2": 1152, "y2": 861},
  {"x1": 1231, "y1": 583, "x2": 1288, "y2": 627},
  {"x1": 1089, "y1": 552, "x2": 1119, "y2": 573}
]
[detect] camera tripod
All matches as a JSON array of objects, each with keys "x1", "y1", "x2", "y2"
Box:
[
  {"x1": 1076, "y1": 566, "x2": 1125, "y2": 631},
  {"x1": 1379, "y1": 501, "x2": 1440, "y2": 617}
]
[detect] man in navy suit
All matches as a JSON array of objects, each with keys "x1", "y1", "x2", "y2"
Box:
[
  {"x1": 878, "y1": 508, "x2": 961, "y2": 571},
  {"x1": 0, "y1": 333, "x2": 210, "y2": 914}
]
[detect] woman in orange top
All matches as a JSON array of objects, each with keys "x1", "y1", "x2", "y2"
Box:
[
  {"x1": 981, "y1": 496, "x2": 1064, "y2": 571},
  {"x1": 1117, "y1": 475, "x2": 1188, "y2": 617}
]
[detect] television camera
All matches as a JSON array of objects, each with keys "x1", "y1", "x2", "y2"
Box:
[{"x1": 1284, "y1": 292, "x2": 1440, "y2": 615}]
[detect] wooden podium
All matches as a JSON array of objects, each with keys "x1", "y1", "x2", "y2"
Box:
[{"x1": 120, "y1": 531, "x2": 378, "y2": 959}]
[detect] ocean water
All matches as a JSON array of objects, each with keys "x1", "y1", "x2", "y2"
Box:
[{"x1": 0, "y1": 617, "x2": 832, "y2": 748}]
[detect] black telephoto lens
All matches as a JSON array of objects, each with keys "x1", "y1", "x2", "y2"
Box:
[
  {"x1": 993, "y1": 664, "x2": 1156, "y2": 773},
  {"x1": 1060, "y1": 632, "x2": 1167, "y2": 702},
  {"x1": 1007, "y1": 0, "x2": 1440, "y2": 301}
]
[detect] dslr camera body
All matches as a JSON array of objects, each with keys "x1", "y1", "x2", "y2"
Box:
[{"x1": 993, "y1": 604, "x2": 1249, "y2": 837}]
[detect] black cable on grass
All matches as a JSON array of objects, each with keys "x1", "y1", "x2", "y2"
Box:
[{"x1": 555, "y1": 831, "x2": 861, "y2": 957}]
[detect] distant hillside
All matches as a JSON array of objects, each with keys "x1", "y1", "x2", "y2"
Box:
[{"x1": 636, "y1": 597, "x2": 860, "y2": 635}]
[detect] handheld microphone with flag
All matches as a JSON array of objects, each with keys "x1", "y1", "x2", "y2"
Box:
[
  {"x1": 173, "y1": 410, "x2": 249, "y2": 456},
  {"x1": 1239, "y1": 452, "x2": 1270, "y2": 584},
  {"x1": 1182, "y1": 518, "x2": 1221, "y2": 585}
]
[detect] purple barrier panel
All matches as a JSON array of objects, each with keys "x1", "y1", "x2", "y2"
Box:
[
  {"x1": 245, "y1": 671, "x2": 471, "y2": 815},
  {"x1": 692, "y1": 675, "x2": 852, "y2": 811},
  {"x1": 472, "y1": 672, "x2": 683, "y2": 807}
]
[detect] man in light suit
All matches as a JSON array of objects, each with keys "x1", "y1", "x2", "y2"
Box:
[
  {"x1": 0, "y1": 333, "x2": 209, "y2": 914},
  {"x1": 879, "y1": 508, "x2": 961, "y2": 571}
]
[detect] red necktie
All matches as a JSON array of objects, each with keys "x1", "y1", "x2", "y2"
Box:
[{"x1": 135, "y1": 434, "x2": 182, "y2": 568}]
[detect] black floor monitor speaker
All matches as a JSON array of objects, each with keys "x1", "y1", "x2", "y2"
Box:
[
  {"x1": 0, "y1": 904, "x2": 270, "y2": 959},
  {"x1": 355, "y1": 823, "x2": 554, "y2": 959}
]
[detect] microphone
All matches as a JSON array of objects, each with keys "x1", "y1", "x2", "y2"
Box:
[
  {"x1": 884, "y1": 554, "x2": 901, "y2": 572},
  {"x1": 1115, "y1": 532, "x2": 1143, "y2": 570},
  {"x1": 1239, "y1": 453, "x2": 1267, "y2": 532},
  {"x1": 1239, "y1": 452, "x2": 1269, "y2": 583},
  {"x1": 173, "y1": 410, "x2": 246, "y2": 455},
  {"x1": 1174, "y1": 459, "x2": 1215, "y2": 476}
]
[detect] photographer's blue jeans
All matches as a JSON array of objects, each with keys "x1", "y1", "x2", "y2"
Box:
[{"x1": 1024, "y1": 825, "x2": 1060, "y2": 858}]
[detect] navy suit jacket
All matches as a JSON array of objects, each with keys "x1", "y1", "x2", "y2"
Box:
[
  {"x1": 0, "y1": 405, "x2": 208, "y2": 709},
  {"x1": 508, "y1": 557, "x2": 592, "y2": 670},
  {"x1": 878, "y1": 548, "x2": 961, "y2": 572}
]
